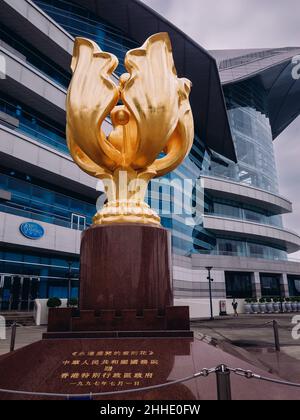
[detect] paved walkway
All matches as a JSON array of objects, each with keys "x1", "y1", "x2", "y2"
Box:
[
  {"x1": 191, "y1": 314, "x2": 297, "y2": 346},
  {"x1": 1, "y1": 314, "x2": 300, "y2": 383},
  {"x1": 191, "y1": 314, "x2": 300, "y2": 382},
  {"x1": 0, "y1": 326, "x2": 46, "y2": 356}
]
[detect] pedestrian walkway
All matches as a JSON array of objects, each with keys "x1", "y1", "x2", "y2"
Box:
[
  {"x1": 1, "y1": 315, "x2": 300, "y2": 385},
  {"x1": 191, "y1": 314, "x2": 298, "y2": 347},
  {"x1": 191, "y1": 314, "x2": 300, "y2": 383},
  {"x1": 0, "y1": 326, "x2": 46, "y2": 356}
]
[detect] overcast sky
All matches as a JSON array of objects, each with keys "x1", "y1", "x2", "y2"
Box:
[{"x1": 143, "y1": 0, "x2": 300, "y2": 258}]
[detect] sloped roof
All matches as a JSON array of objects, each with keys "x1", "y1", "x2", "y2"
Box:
[
  {"x1": 211, "y1": 47, "x2": 300, "y2": 139},
  {"x1": 71, "y1": 0, "x2": 237, "y2": 161}
]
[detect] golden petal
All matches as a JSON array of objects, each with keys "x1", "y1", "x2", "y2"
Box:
[
  {"x1": 153, "y1": 78, "x2": 194, "y2": 177},
  {"x1": 122, "y1": 33, "x2": 180, "y2": 169},
  {"x1": 67, "y1": 37, "x2": 121, "y2": 171}
]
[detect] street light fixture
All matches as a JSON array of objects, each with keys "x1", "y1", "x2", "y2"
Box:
[
  {"x1": 206, "y1": 266, "x2": 214, "y2": 321},
  {"x1": 67, "y1": 261, "x2": 72, "y2": 307}
]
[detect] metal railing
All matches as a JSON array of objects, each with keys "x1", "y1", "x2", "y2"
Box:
[
  {"x1": 195, "y1": 248, "x2": 300, "y2": 263},
  {"x1": 0, "y1": 203, "x2": 91, "y2": 231},
  {"x1": 0, "y1": 361, "x2": 299, "y2": 400},
  {"x1": 3, "y1": 319, "x2": 298, "y2": 400}
]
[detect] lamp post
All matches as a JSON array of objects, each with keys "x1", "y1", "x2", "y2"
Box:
[
  {"x1": 206, "y1": 266, "x2": 214, "y2": 320},
  {"x1": 67, "y1": 261, "x2": 72, "y2": 307}
]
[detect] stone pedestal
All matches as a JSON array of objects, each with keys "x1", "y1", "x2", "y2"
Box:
[
  {"x1": 46, "y1": 223, "x2": 190, "y2": 333},
  {"x1": 1, "y1": 223, "x2": 299, "y2": 400},
  {"x1": 80, "y1": 224, "x2": 173, "y2": 312}
]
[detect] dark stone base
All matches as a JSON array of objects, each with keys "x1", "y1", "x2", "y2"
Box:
[
  {"x1": 52, "y1": 224, "x2": 192, "y2": 335},
  {"x1": 47, "y1": 306, "x2": 190, "y2": 333},
  {"x1": 1, "y1": 337, "x2": 299, "y2": 400},
  {"x1": 80, "y1": 224, "x2": 173, "y2": 312}
]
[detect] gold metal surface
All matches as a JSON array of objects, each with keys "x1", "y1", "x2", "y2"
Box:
[{"x1": 66, "y1": 33, "x2": 194, "y2": 225}]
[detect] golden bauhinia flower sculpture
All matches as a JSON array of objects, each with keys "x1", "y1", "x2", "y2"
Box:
[{"x1": 66, "y1": 33, "x2": 194, "y2": 226}]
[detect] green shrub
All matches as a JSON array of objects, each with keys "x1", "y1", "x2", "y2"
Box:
[
  {"x1": 47, "y1": 297, "x2": 62, "y2": 308},
  {"x1": 259, "y1": 298, "x2": 266, "y2": 304},
  {"x1": 68, "y1": 298, "x2": 79, "y2": 308},
  {"x1": 266, "y1": 297, "x2": 272, "y2": 303}
]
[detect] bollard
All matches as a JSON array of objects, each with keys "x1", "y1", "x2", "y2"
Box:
[
  {"x1": 273, "y1": 320, "x2": 280, "y2": 352},
  {"x1": 215, "y1": 365, "x2": 232, "y2": 400},
  {"x1": 10, "y1": 322, "x2": 17, "y2": 352}
]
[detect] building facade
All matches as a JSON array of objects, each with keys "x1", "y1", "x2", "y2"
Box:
[{"x1": 1, "y1": 0, "x2": 300, "y2": 316}]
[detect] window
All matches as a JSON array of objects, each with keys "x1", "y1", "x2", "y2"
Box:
[
  {"x1": 0, "y1": 166, "x2": 95, "y2": 229},
  {"x1": 225, "y1": 272, "x2": 253, "y2": 298},
  {"x1": 217, "y1": 239, "x2": 245, "y2": 256},
  {"x1": 71, "y1": 214, "x2": 87, "y2": 231},
  {"x1": 0, "y1": 24, "x2": 70, "y2": 87},
  {"x1": 235, "y1": 136, "x2": 255, "y2": 165},
  {"x1": 207, "y1": 196, "x2": 284, "y2": 228},
  {"x1": 213, "y1": 202, "x2": 241, "y2": 219},
  {"x1": 0, "y1": 93, "x2": 67, "y2": 154},
  {"x1": 260, "y1": 274, "x2": 282, "y2": 297},
  {"x1": 288, "y1": 276, "x2": 300, "y2": 297},
  {"x1": 208, "y1": 80, "x2": 280, "y2": 194},
  {"x1": 0, "y1": 247, "x2": 79, "y2": 301},
  {"x1": 248, "y1": 243, "x2": 265, "y2": 258},
  {"x1": 244, "y1": 209, "x2": 264, "y2": 223},
  {"x1": 35, "y1": 0, "x2": 139, "y2": 77}
]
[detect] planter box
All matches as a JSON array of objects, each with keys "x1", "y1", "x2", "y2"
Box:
[
  {"x1": 34, "y1": 299, "x2": 68, "y2": 325},
  {"x1": 291, "y1": 303, "x2": 298, "y2": 312},
  {"x1": 244, "y1": 304, "x2": 252, "y2": 314},
  {"x1": 259, "y1": 304, "x2": 267, "y2": 314},
  {"x1": 285, "y1": 303, "x2": 292, "y2": 313}
]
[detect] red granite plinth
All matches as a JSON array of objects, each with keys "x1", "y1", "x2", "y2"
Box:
[
  {"x1": 46, "y1": 306, "x2": 190, "y2": 334},
  {"x1": 0, "y1": 337, "x2": 300, "y2": 400},
  {"x1": 47, "y1": 224, "x2": 191, "y2": 334},
  {"x1": 80, "y1": 224, "x2": 173, "y2": 311}
]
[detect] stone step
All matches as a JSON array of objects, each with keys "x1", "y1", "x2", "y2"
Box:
[
  {"x1": 0, "y1": 312, "x2": 35, "y2": 326},
  {"x1": 6, "y1": 320, "x2": 35, "y2": 327}
]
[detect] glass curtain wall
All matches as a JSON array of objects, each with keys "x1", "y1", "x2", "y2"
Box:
[
  {"x1": 0, "y1": 247, "x2": 80, "y2": 300},
  {"x1": 0, "y1": 166, "x2": 96, "y2": 230},
  {"x1": 0, "y1": 93, "x2": 68, "y2": 154},
  {"x1": 225, "y1": 272, "x2": 253, "y2": 298},
  {"x1": 0, "y1": 24, "x2": 70, "y2": 87},
  {"x1": 35, "y1": 0, "x2": 139, "y2": 76},
  {"x1": 32, "y1": 0, "x2": 289, "y2": 261},
  {"x1": 208, "y1": 78, "x2": 279, "y2": 194}
]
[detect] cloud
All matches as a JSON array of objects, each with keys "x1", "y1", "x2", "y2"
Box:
[
  {"x1": 142, "y1": 0, "x2": 300, "y2": 49},
  {"x1": 143, "y1": 0, "x2": 300, "y2": 257}
]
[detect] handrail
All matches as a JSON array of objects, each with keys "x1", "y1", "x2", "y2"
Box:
[{"x1": 0, "y1": 365, "x2": 299, "y2": 399}]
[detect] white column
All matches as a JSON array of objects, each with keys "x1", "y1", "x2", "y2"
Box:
[
  {"x1": 253, "y1": 272, "x2": 262, "y2": 299},
  {"x1": 281, "y1": 273, "x2": 289, "y2": 297}
]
